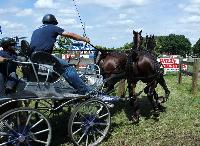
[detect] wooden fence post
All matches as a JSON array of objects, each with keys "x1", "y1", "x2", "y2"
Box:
[
  {"x1": 178, "y1": 57, "x2": 183, "y2": 84},
  {"x1": 117, "y1": 79, "x2": 126, "y2": 98},
  {"x1": 191, "y1": 59, "x2": 200, "y2": 94}
]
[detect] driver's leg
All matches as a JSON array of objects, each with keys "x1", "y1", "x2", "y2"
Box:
[
  {"x1": 55, "y1": 57, "x2": 90, "y2": 94},
  {"x1": 62, "y1": 66, "x2": 90, "y2": 94}
]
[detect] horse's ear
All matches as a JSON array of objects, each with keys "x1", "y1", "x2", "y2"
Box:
[
  {"x1": 139, "y1": 30, "x2": 142, "y2": 34},
  {"x1": 133, "y1": 30, "x2": 136, "y2": 34}
]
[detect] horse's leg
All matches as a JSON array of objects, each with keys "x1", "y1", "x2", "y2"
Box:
[
  {"x1": 105, "y1": 73, "x2": 125, "y2": 94},
  {"x1": 104, "y1": 79, "x2": 115, "y2": 94},
  {"x1": 158, "y1": 75, "x2": 170, "y2": 101},
  {"x1": 153, "y1": 90, "x2": 165, "y2": 112},
  {"x1": 128, "y1": 81, "x2": 140, "y2": 123},
  {"x1": 146, "y1": 81, "x2": 160, "y2": 117}
]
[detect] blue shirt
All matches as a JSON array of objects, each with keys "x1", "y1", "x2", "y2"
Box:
[
  {"x1": 0, "y1": 50, "x2": 17, "y2": 76},
  {"x1": 30, "y1": 24, "x2": 64, "y2": 54}
]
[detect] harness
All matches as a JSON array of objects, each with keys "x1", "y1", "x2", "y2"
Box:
[{"x1": 127, "y1": 49, "x2": 162, "y2": 80}]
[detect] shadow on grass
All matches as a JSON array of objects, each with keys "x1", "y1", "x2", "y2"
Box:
[
  {"x1": 49, "y1": 112, "x2": 73, "y2": 146},
  {"x1": 139, "y1": 96, "x2": 167, "y2": 120},
  {"x1": 110, "y1": 95, "x2": 167, "y2": 123}
]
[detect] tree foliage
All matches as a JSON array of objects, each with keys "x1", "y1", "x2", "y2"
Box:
[
  {"x1": 155, "y1": 34, "x2": 192, "y2": 57},
  {"x1": 193, "y1": 38, "x2": 200, "y2": 57},
  {"x1": 52, "y1": 34, "x2": 192, "y2": 57},
  {"x1": 53, "y1": 36, "x2": 73, "y2": 54},
  {"x1": 116, "y1": 34, "x2": 192, "y2": 57}
]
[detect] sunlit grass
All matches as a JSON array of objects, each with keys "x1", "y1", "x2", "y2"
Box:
[{"x1": 101, "y1": 74, "x2": 200, "y2": 146}]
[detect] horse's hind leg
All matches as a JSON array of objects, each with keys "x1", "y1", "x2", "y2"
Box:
[
  {"x1": 153, "y1": 90, "x2": 165, "y2": 112},
  {"x1": 105, "y1": 73, "x2": 125, "y2": 94},
  {"x1": 146, "y1": 82, "x2": 160, "y2": 117},
  {"x1": 128, "y1": 82, "x2": 140, "y2": 123},
  {"x1": 158, "y1": 75, "x2": 170, "y2": 101}
]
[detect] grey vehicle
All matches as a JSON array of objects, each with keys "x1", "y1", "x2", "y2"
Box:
[{"x1": 0, "y1": 40, "x2": 111, "y2": 146}]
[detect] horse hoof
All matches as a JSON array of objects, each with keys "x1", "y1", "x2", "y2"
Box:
[
  {"x1": 132, "y1": 115, "x2": 140, "y2": 123},
  {"x1": 153, "y1": 110, "x2": 160, "y2": 117},
  {"x1": 157, "y1": 104, "x2": 165, "y2": 112},
  {"x1": 165, "y1": 91, "x2": 170, "y2": 98},
  {"x1": 153, "y1": 116, "x2": 159, "y2": 121},
  {"x1": 157, "y1": 96, "x2": 164, "y2": 103}
]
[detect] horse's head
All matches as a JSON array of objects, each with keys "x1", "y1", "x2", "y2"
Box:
[
  {"x1": 146, "y1": 35, "x2": 156, "y2": 51},
  {"x1": 133, "y1": 30, "x2": 143, "y2": 50}
]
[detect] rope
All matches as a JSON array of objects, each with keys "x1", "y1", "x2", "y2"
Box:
[{"x1": 72, "y1": 0, "x2": 87, "y2": 37}]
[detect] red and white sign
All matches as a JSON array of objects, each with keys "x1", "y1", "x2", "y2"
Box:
[{"x1": 157, "y1": 57, "x2": 187, "y2": 71}]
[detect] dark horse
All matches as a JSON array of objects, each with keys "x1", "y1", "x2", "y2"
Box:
[
  {"x1": 95, "y1": 50, "x2": 128, "y2": 93},
  {"x1": 94, "y1": 30, "x2": 170, "y2": 122}
]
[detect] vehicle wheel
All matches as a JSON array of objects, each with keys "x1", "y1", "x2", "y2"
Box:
[
  {"x1": 0, "y1": 107, "x2": 52, "y2": 146},
  {"x1": 68, "y1": 99, "x2": 111, "y2": 146}
]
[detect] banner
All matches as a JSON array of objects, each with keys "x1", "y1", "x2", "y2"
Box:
[{"x1": 157, "y1": 56, "x2": 187, "y2": 71}]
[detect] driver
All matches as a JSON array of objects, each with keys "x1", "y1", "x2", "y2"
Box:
[
  {"x1": 30, "y1": 14, "x2": 120, "y2": 103},
  {"x1": 0, "y1": 37, "x2": 19, "y2": 94},
  {"x1": 30, "y1": 14, "x2": 93, "y2": 95}
]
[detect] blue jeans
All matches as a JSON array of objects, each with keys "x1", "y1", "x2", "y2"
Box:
[{"x1": 55, "y1": 57, "x2": 90, "y2": 94}]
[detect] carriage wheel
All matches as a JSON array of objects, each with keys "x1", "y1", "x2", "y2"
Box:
[
  {"x1": 68, "y1": 99, "x2": 111, "y2": 146},
  {"x1": 0, "y1": 107, "x2": 52, "y2": 146}
]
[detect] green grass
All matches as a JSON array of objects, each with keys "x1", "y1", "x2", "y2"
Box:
[
  {"x1": 101, "y1": 74, "x2": 200, "y2": 146},
  {"x1": 47, "y1": 74, "x2": 200, "y2": 146}
]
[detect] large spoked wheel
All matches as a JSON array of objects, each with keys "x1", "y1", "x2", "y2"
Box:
[
  {"x1": 0, "y1": 108, "x2": 52, "y2": 146},
  {"x1": 68, "y1": 99, "x2": 111, "y2": 146}
]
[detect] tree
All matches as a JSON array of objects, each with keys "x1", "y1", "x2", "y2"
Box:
[
  {"x1": 193, "y1": 38, "x2": 200, "y2": 57},
  {"x1": 117, "y1": 42, "x2": 133, "y2": 50},
  {"x1": 53, "y1": 36, "x2": 73, "y2": 54},
  {"x1": 155, "y1": 34, "x2": 192, "y2": 57}
]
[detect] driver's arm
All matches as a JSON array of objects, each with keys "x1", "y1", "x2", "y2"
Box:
[
  {"x1": 61, "y1": 32, "x2": 90, "y2": 43},
  {"x1": 0, "y1": 56, "x2": 7, "y2": 63}
]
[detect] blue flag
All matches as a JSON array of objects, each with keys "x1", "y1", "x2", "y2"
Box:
[{"x1": 0, "y1": 26, "x2": 2, "y2": 34}]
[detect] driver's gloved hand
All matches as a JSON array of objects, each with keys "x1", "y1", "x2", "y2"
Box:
[{"x1": 17, "y1": 56, "x2": 27, "y2": 62}]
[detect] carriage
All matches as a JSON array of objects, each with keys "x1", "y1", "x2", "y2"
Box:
[{"x1": 0, "y1": 41, "x2": 112, "y2": 146}]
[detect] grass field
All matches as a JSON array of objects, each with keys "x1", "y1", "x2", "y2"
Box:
[
  {"x1": 50, "y1": 74, "x2": 199, "y2": 146},
  {"x1": 101, "y1": 74, "x2": 200, "y2": 146}
]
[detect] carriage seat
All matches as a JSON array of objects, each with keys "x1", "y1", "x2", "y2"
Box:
[
  {"x1": 24, "y1": 51, "x2": 61, "y2": 82},
  {"x1": 30, "y1": 51, "x2": 60, "y2": 67}
]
